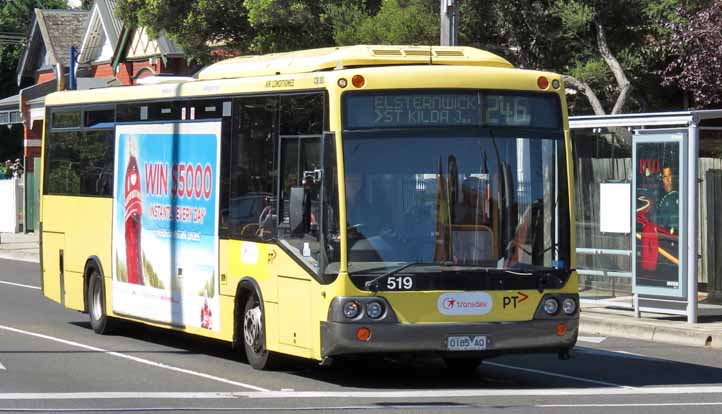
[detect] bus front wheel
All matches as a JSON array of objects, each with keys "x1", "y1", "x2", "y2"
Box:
[
  {"x1": 87, "y1": 270, "x2": 116, "y2": 334},
  {"x1": 243, "y1": 295, "x2": 279, "y2": 370}
]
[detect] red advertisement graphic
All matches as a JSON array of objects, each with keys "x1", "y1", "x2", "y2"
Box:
[
  {"x1": 635, "y1": 142, "x2": 680, "y2": 289},
  {"x1": 124, "y1": 143, "x2": 144, "y2": 285}
]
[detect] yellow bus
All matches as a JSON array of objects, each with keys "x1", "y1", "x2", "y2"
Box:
[{"x1": 40, "y1": 45, "x2": 577, "y2": 370}]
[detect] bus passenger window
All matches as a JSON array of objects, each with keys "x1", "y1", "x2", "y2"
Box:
[
  {"x1": 280, "y1": 94, "x2": 323, "y2": 135},
  {"x1": 228, "y1": 97, "x2": 277, "y2": 241},
  {"x1": 52, "y1": 111, "x2": 81, "y2": 129},
  {"x1": 44, "y1": 130, "x2": 114, "y2": 197},
  {"x1": 84, "y1": 109, "x2": 115, "y2": 128}
]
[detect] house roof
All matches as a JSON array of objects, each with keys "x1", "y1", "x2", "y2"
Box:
[
  {"x1": 78, "y1": 0, "x2": 122, "y2": 64},
  {"x1": 17, "y1": 9, "x2": 90, "y2": 85},
  {"x1": 111, "y1": 26, "x2": 184, "y2": 72}
]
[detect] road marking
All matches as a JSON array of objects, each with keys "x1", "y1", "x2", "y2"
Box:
[
  {"x1": 1, "y1": 402, "x2": 721, "y2": 412},
  {"x1": 0, "y1": 361, "x2": 4, "y2": 370},
  {"x1": 2, "y1": 386, "x2": 722, "y2": 400},
  {"x1": 0, "y1": 280, "x2": 40, "y2": 290},
  {"x1": 577, "y1": 336, "x2": 606, "y2": 344},
  {"x1": 539, "y1": 402, "x2": 722, "y2": 408},
  {"x1": 0, "y1": 324, "x2": 269, "y2": 392},
  {"x1": 483, "y1": 361, "x2": 633, "y2": 389},
  {"x1": 0, "y1": 392, "x2": 243, "y2": 400}
]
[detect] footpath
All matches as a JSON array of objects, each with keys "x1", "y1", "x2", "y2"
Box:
[
  {"x1": 2, "y1": 232, "x2": 722, "y2": 350},
  {"x1": 0, "y1": 232, "x2": 39, "y2": 263}
]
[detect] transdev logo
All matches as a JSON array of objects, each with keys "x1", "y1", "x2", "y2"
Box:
[{"x1": 437, "y1": 292, "x2": 493, "y2": 315}]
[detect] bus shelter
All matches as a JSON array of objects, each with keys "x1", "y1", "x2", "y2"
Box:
[{"x1": 570, "y1": 110, "x2": 722, "y2": 323}]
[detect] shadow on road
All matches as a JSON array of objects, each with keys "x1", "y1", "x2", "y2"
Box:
[{"x1": 67, "y1": 319, "x2": 722, "y2": 390}]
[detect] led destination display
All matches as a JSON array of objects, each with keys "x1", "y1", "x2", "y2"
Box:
[{"x1": 344, "y1": 90, "x2": 561, "y2": 130}]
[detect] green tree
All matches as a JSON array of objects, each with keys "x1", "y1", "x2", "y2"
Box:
[
  {"x1": 115, "y1": 0, "x2": 256, "y2": 63},
  {"x1": 326, "y1": 0, "x2": 438, "y2": 46},
  {"x1": 459, "y1": 0, "x2": 708, "y2": 115}
]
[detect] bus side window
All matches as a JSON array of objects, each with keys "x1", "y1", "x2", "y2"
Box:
[
  {"x1": 44, "y1": 129, "x2": 114, "y2": 197},
  {"x1": 228, "y1": 97, "x2": 278, "y2": 241}
]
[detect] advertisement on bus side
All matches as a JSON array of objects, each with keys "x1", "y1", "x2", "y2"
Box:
[{"x1": 112, "y1": 122, "x2": 221, "y2": 332}]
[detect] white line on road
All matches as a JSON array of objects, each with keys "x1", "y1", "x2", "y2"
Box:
[
  {"x1": 0, "y1": 361, "x2": 4, "y2": 370},
  {"x1": 577, "y1": 336, "x2": 606, "y2": 344},
  {"x1": 0, "y1": 324, "x2": 269, "y2": 392},
  {"x1": 2, "y1": 385, "x2": 722, "y2": 400},
  {"x1": 1, "y1": 402, "x2": 722, "y2": 412},
  {"x1": 483, "y1": 361, "x2": 633, "y2": 389},
  {"x1": 539, "y1": 402, "x2": 722, "y2": 408},
  {"x1": 0, "y1": 280, "x2": 40, "y2": 290}
]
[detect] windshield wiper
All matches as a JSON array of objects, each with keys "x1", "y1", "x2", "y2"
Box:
[{"x1": 364, "y1": 262, "x2": 419, "y2": 292}]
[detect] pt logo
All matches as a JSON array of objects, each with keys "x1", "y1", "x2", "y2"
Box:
[
  {"x1": 443, "y1": 298, "x2": 456, "y2": 309},
  {"x1": 503, "y1": 292, "x2": 529, "y2": 309}
]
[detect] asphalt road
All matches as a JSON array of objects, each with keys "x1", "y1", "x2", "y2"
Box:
[{"x1": 3, "y1": 258, "x2": 722, "y2": 413}]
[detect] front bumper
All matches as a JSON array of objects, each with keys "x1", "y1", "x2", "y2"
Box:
[{"x1": 321, "y1": 318, "x2": 578, "y2": 357}]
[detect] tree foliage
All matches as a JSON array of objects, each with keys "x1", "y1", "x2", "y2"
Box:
[
  {"x1": 327, "y1": 0, "x2": 438, "y2": 46},
  {"x1": 115, "y1": 0, "x2": 256, "y2": 62},
  {"x1": 663, "y1": 1, "x2": 722, "y2": 107},
  {"x1": 113, "y1": 0, "x2": 722, "y2": 114}
]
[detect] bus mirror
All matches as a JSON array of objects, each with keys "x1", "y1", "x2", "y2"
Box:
[{"x1": 289, "y1": 186, "x2": 307, "y2": 235}]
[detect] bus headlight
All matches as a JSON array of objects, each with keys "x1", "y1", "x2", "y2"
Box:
[
  {"x1": 543, "y1": 298, "x2": 559, "y2": 315},
  {"x1": 562, "y1": 298, "x2": 577, "y2": 315},
  {"x1": 342, "y1": 301, "x2": 361, "y2": 319},
  {"x1": 366, "y1": 301, "x2": 384, "y2": 319}
]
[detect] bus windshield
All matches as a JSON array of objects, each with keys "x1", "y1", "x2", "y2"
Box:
[{"x1": 342, "y1": 91, "x2": 569, "y2": 274}]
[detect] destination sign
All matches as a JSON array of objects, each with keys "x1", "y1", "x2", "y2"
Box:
[{"x1": 344, "y1": 91, "x2": 560, "y2": 130}]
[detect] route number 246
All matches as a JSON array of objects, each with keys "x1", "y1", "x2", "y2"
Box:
[{"x1": 386, "y1": 276, "x2": 413, "y2": 290}]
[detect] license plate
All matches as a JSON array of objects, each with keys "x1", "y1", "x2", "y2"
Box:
[{"x1": 447, "y1": 335, "x2": 487, "y2": 351}]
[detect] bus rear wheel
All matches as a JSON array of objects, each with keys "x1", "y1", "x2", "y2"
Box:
[
  {"x1": 243, "y1": 295, "x2": 279, "y2": 370},
  {"x1": 87, "y1": 270, "x2": 116, "y2": 334}
]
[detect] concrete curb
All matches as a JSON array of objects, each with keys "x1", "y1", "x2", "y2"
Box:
[
  {"x1": 0, "y1": 252, "x2": 39, "y2": 264},
  {"x1": 580, "y1": 311, "x2": 722, "y2": 349}
]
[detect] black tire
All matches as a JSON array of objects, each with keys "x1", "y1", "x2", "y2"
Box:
[
  {"x1": 242, "y1": 295, "x2": 280, "y2": 370},
  {"x1": 87, "y1": 270, "x2": 116, "y2": 334},
  {"x1": 443, "y1": 357, "x2": 482, "y2": 375}
]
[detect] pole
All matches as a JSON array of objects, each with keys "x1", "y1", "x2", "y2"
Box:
[
  {"x1": 69, "y1": 46, "x2": 77, "y2": 90},
  {"x1": 687, "y1": 120, "x2": 699, "y2": 323},
  {"x1": 440, "y1": 0, "x2": 459, "y2": 46}
]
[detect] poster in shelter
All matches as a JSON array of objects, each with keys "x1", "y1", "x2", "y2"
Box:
[{"x1": 635, "y1": 141, "x2": 681, "y2": 289}]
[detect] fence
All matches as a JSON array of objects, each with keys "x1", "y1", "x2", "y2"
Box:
[{"x1": 0, "y1": 178, "x2": 23, "y2": 233}]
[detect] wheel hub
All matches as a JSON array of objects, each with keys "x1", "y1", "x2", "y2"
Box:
[
  {"x1": 92, "y1": 282, "x2": 102, "y2": 321},
  {"x1": 244, "y1": 305, "x2": 262, "y2": 352}
]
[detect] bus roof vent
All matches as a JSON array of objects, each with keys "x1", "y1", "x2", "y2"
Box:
[
  {"x1": 434, "y1": 49, "x2": 465, "y2": 57},
  {"x1": 404, "y1": 49, "x2": 432, "y2": 57},
  {"x1": 371, "y1": 49, "x2": 403, "y2": 56}
]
